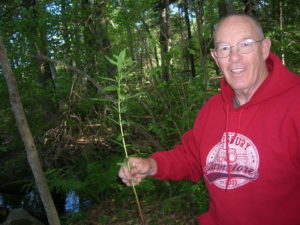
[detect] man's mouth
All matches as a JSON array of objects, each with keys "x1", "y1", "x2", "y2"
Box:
[{"x1": 231, "y1": 68, "x2": 244, "y2": 73}]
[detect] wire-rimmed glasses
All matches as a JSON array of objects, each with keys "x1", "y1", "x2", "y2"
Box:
[{"x1": 213, "y1": 38, "x2": 265, "y2": 58}]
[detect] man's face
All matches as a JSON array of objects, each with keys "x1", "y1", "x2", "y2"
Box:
[{"x1": 211, "y1": 16, "x2": 271, "y2": 95}]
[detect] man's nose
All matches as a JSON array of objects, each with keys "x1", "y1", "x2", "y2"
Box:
[{"x1": 229, "y1": 46, "x2": 241, "y2": 62}]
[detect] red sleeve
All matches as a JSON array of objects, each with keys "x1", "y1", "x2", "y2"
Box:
[{"x1": 151, "y1": 129, "x2": 202, "y2": 182}]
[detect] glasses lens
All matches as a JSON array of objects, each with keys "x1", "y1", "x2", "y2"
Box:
[
  {"x1": 215, "y1": 45, "x2": 230, "y2": 58},
  {"x1": 238, "y1": 39, "x2": 256, "y2": 54}
]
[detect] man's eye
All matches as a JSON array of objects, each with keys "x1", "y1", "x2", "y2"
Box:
[
  {"x1": 240, "y1": 41, "x2": 252, "y2": 48},
  {"x1": 218, "y1": 46, "x2": 230, "y2": 51}
]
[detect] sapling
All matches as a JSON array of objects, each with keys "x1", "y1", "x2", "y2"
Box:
[{"x1": 105, "y1": 49, "x2": 145, "y2": 224}]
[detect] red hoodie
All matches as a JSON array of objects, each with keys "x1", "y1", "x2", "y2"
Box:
[{"x1": 152, "y1": 53, "x2": 300, "y2": 225}]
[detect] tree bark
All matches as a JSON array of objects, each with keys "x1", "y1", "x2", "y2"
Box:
[
  {"x1": 195, "y1": 0, "x2": 210, "y2": 103},
  {"x1": 159, "y1": 0, "x2": 170, "y2": 82},
  {"x1": 0, "y1": 38, "x2": 61, "y2": 225},
  {"x1": 183, "y1": 0, "x2": 196, "y2": 77}
]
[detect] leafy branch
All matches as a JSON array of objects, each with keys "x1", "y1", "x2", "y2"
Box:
[{"x1": 105, "y1": 49, "x2": 145, "y2": 224}]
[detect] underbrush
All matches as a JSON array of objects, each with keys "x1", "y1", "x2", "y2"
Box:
[{"x1": 62, "y1": 177, "x2": 209, "y2": 225}]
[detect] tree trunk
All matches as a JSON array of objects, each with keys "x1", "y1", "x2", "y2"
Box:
[
  {"x1": 95, "y1": 0, "x2": 115, "y2": 77},
  {"x1": 22, "y1": 0, "x2": 57, "y2": 118},
  {"x1": 195, "y1": 0, "x2": 209, "y2": 103},
  {"x1": 159, "y1": 0, "x2": 170, "y2": 82},
  {"x1": 225, "y1": 0, "x2": 234, "y2": 14},
  {"x1": 218, "y1": 0, "x2": 234, "y2": 17},
  {"x1": 279, "y1": 0, "x2": 285, "y2": 65},
  {"x1": 183, "y1": 0, "x2": 196, "y2": 77},
  {"x1": 80, "y1": 0, "x2": 114, "y2": 78},
  {"x1": 0, "y1": 38, "x2": 61, "y2": 225},
  {"x1": 120, "y1": 0, "x2": 136, "y2": 61},
  {"x1": 218, "y1": 0, "x2": 227, "y2": 18},
  {"x1": 141, "y1": 17, "x2": 160, "y2": 67},
  {"x1": 60, "y1": 0, "x2": 74, "y2": 70}
]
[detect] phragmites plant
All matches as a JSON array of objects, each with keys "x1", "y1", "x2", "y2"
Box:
[{"x1": 105, "y1": 49, "x2": 145, "y2": 224}]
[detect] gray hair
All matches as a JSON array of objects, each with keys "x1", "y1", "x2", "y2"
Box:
[{"x1": 213, "y1": 13, "x2": 265, "y2": 43}]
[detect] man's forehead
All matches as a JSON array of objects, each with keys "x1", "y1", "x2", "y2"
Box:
[
  {"x1": 215, "y1": 37, "x2": 254, "y2": 45},
  {"x1": 218, "y1": 15, "x2": 255, "y2": 30},
  {"x1": 215, "y1": 16, "x2": 257, "y2": 42}
]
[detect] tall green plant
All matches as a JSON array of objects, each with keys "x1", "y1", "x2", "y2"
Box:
[{"x1": 105, "y1": 49, "x2": 145, "y2": 224}]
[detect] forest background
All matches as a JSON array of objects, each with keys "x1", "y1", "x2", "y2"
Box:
[{"x1": 0, "y1": 0, "x2": 299, "y2": 224}]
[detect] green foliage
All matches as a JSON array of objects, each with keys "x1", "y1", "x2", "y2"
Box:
[
  {"x1": 83, "y1": 159, "x2": 121, "y2": 199},
  {"x1": 0, "y1": 146, "x2": 8, "y2": 153},
  {"x1": 46, "y1": 169, "x2": 84, "y2": 193},
  {"x1": 149, "y1": 179, "x2": 209, "y2": 213},
  {"x1": 46, "y1": 154, "x2": 123, "y2": 201},
  {"x1": 62, "y1": 211, "x2": 89, "y2": 225}
]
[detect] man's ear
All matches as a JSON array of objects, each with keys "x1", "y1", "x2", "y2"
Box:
[
  {"x1": 210, "y1": 50, "x2": 220, "y2": 67},
  {"x1": 262, "y1": 38, "x2": 271, "y2": 60}
]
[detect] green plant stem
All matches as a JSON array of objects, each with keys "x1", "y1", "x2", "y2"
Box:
[
  {"x1": 117, "y1": 84, "x2": 145, "y2": 224},
  {"x1": 118, "y1": 101, "x2": 128, "y2": 158},
  {"x1": 130, "y1": 182, "x2": 145, "y2": 224}
]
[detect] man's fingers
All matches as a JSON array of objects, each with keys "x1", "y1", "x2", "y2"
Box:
[
  {"x1": 130, "y1": 166, "x2": 141, "y2": 176},
  {"x1": 119, "y1": 157, "x2": 153, "y2": 186},
  {"x1": 119, "y1": 166, "x2": 132, "y2": 181}
]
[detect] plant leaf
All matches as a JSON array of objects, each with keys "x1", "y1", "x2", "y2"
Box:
[
  {"x1": 104, "y1": 85, "x2": 117, "y2": 92},
  {"x1": 125, "y1": 92, "x2": 145, "y2": 100},
  {"x1": 98, "y1": 76, "x2": 116, "y2": 82},
  {"x1": 119, "y1": 106, "x2": 127, "y2": 113},
  {"x1": 117, "y1": 157, "x2": 129, "y2": 168},
  {"x1": 105, "y1": 56, "x2": 117, "y2": 66},
  {"x1": 90, "y1": 97, "x2": 114, "y2": 103}
]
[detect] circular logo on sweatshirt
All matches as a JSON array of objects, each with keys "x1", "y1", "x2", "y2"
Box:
[{"x1": 204, "y1": 132, "x2": 259, "y2": 189}]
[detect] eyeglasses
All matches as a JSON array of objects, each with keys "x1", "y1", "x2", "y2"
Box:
[{"x1": 213, "y1": 38, "x2": 265, "y2": 58}]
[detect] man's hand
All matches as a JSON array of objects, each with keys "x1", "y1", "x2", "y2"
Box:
[{"x1": 118, "y1": 157, "x2": 157, "y2": 186}]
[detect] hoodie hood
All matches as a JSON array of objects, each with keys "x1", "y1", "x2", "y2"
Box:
[{"x1": 220, "y1": 52, "x2": 300, "y2": 107}]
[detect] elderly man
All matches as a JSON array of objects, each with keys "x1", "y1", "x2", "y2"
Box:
[{"x1": 119, "y1": 13, "x2": 300, "y2": 225}]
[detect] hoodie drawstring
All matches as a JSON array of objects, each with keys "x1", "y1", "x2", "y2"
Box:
[
  {"x1": 225, "y1": 105, "x2": 244, "y2": 190},
  {"x1": 225, "y1": 105, "x2": 231, "y2": 190}
]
